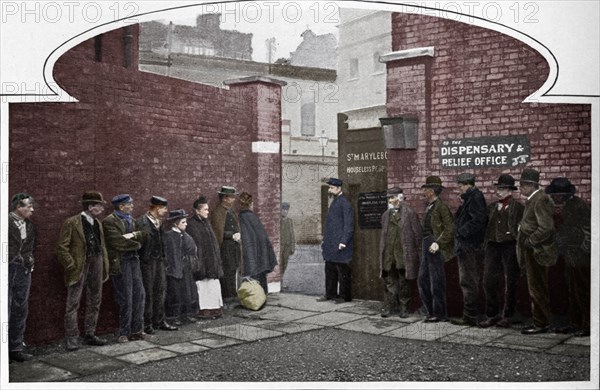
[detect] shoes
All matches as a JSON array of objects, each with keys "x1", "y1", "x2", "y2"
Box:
[
  {"x1": 144, "y1": 326, "x2": 155, "y2": 335},
  {"x1": 424, "y1": 316, "x2": 442, "y2": 323},
  {"x1": 117, "y1": 335, "x2": 129, "y2": 343},
  {"x1": 398, "y1": 308, "x2": 409, "y2": 319},
  {"x1": 333, "y1": 298, "x2": 348, "y2": 304},
  {"x1": 496, "y1": 318, "x2": 512, "y2": 328},
  {"x1": 316, "y1": 296, "x2": 334, "y2": 302},
  {"x1": 84, "y1": 334, "x2": 107, "y2": 346},
  {"x1": 128, "y1": 332, "x2": 146, "y2": 341},
  {"x1": 9, "y1": 351, "x2": 33, "y2": 363},
  {"x1": 381, "y1": 309, "x2": 393, "y2": 318},
  {"x1": 451, "y1": 316, "x2": 477, "y2": 326},
  {"x1": 478, "y1": 317, "x2": 501, "y2": 328},
  {"x1": 65, "y1": 337, "x2": 80, "y2": 351},
  {"x1": 158, "y1": 322, "x2": 179, "y2": 331},
  {"x1": 574, "y1": 329, "x2": 590, "y2": 337},
  {"x1": 521, "y1": 325, "x2": 549, "y2": 335}
]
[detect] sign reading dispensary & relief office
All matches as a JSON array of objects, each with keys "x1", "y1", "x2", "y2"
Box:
[{"x1": 439, "y1": 135, "x2": 530, "y2": 168}]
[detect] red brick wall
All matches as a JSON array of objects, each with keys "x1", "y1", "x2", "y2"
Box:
[
  {"x1": 386, "y1": 14, "x2": 591, "y2": 317},
  {"x1": 9, "y1": 26, "x2": 282, "y2": 344}
]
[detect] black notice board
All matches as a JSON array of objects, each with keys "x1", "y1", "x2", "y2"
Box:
[{"x1": 357, "y1": 192, "x2": 388, "y2": 229}]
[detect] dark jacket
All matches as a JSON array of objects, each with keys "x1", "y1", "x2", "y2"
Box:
[
  {"x1": 454, "y1": 186, "x2": 488, "y2": 256},
  {"x1": 102, "y1": 213, "x2": 146, "y2": 275},
  {"x1": 8, "y1": 213, "x2": 35, "y2": 270},
  {"x1": 56, "y1": 214, "x2": 109, "y2": 287},
  {"x1": 484, "y1": 197, "x2": 524, "y2": 244},
  {"x1": 137, "y1": 214, "x2": 165, "y2": 264},
  {"x1": 556, "y1": 196, "x2": 590, "y2": 267},
  {"x1": 187, "y1": 215, "x2": 224, "y2": 280},
  {"x1": 426, "y1": 199, "x2": 455, "y2": 262},
  {"x1": 517, "y1": 190, "x2": 558, "y2": 267},
  {"x1": 322, "y1": 193, "x2": 354, "y2": 263},
  {"x1": 210, "y1": 203, "x2": 243, "y2": 273},
  {"x1": 239, "y1": 209, "x2": 278, "y2": 277},
  {"x1": 163, "y1": 229, "x2": 198, "y2": 279},
  {"x1": 379, "y1": 204, "x2": 422, "y2": 280}
]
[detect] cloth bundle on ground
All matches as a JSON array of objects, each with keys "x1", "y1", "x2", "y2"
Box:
[{"x1": 237, "y1": 277, "x2": 266, "y2": 311}]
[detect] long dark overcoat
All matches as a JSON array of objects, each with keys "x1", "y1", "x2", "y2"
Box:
[
  {"x1": 239, "y1": 209, "x2": 277, "y2": 277},
  {"x1": 187, "y1": 215, "x2": 224, "y2": 280},
  {"x1": 321, "y1": 194, "x2": 354, "y2": 263},
  {"x1": 379, "y1": 204, "x2": 422, "y2": 280},
  {"x1": 516, "y1": 190, "x2": 558, "y2": 267}
]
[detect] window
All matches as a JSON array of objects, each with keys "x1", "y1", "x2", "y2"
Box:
[
  {"x1": 301, "y1": 103, "x2": 316, "y2": 136},
  {"x1": 349, "y1": 58, "x2": 359, "y2": 79}
]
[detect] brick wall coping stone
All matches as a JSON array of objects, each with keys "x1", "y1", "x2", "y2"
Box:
[{"x1": 380, "y1": 46, "x2": 435, "y2": 63}]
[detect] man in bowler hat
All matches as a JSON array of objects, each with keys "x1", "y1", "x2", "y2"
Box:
[
  {"x1": 451, "y1": 173, "x2": 488, "y2": 326},
  {"x1": 479, "y1": 175, "x2": 524, "y2": 329},
  {"x1": 210, "y1": 186, "x2": 242, "y2": 302},
  {"x1": 318, "y1": 178, "x2": 354, "y2": 303},
  {"x1": 517, "y1": 168, "x2": 558, "y2": 335},
  {"x1": 417, "y1": 176, "x2": 455, "y2": 322},
  {"x1": 7, "y1": 193, "x2": 36, "y2": 362},
  {"x1": 103, "y1": 194, "x2": 147, "y2": 342},
  {"x1": 137, "y1": 196, "x2": 178, "y2": 334},
  {"x1": 56, "y1": 191, "x2": 110, "y2": 351},
  {"x1": 378, "y1": 187, "x2": 422, "y2": 318},
  {"x1": 546, "y1": 177, "x2": 590, "y2": 337}
]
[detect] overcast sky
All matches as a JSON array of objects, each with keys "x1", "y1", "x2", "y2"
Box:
[{"x1": 152, "y1": 2, "x2": 341, "y2": 62}]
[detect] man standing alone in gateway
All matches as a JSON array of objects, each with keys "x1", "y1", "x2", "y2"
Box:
[{"x1": 318, "y1": 178, "x2": 354, "y2": 303}]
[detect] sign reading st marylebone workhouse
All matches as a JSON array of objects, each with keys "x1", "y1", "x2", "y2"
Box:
[{"x1": 440, "y1": 135, "x2": 530, "y2": 169}]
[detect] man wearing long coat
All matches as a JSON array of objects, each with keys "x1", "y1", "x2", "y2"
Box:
[
  {"x1": 319, "y1": 178, "x2": 354, "y2": 302},
  {"x1": 517, "y1": 168, "x2": 558, "y2": 335},
  {"x1": 379, "y1": 187, "x2": 421, "y2": 318}
]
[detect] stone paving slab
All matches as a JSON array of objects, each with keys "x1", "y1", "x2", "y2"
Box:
[
  {"x1": 335, "y1": 302, "x2": 381, "y2": 316},
  {"x1": 488, "y1": 333, "x2": 563, "y2": 351},
  {"x1": 564, "y1": 336, "x2": 591, "y2": 346},
  {"x1": 115, "y1": 347, "x2": 178, "y2": 365},
  {"x1": 234, "y1": 306, "x2": 321, "y2": 322},
  {"x1": 294, "y1": 311, "x2": 366, "y2": 327},
  {"x1": 271, "y1": 293, "x2": 339, "y2": 313},
  {"x1": 244, "y1": 319, "x2": 324, "y2": 334},
  {"x1": 202, "y1": 324, "x2": 285, "y2": 341},
  {"x1": 9, "y1": 361, "x2": 78, "y2": 382},
  {"x1": 160, "y1": 342, "x2": 210, "y2": 355},
  {"x1": 39, "y1": 349, "x2": 129, "y2": 376},
  {"x1": 146, "y1": 327, "x2": 212, "y2": 346},
  {"x1": 438, "y1": 326, "x2": 513, "y2": 346},
  {"x1": 190, "y1": 333, "x2": 244, "y2": 349},
  {"x1": 92, "y1": 340, "x2": 155, "y2": 357},
  {"x1": 335, "y1": 317, "x2": 407, "y2": 335},
  {"x1": 546, "y1": 343, "x2": 590, "y2": 357},
  {"x1": 381, "y1": 321, "x2": 464, "y2": 341}
]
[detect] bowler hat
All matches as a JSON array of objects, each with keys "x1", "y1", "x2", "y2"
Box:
[
  {"x1": 545, "y1": 177, "x2": 576, "y2": 195},
  {"x1": 218, "y1": 186, "x2": 238, "y2": 196},
  {"x1": 111, "y1": 194, "x2": 133, "y2": 205},
  {"x1": 421, "y1": 176, "x2": 444, "y2": 189},
  {"x1": 494, "y1": 174, "x2": 517, "y2": 190},
  {"x1": 326, "y1": 178, "x2": 343, "y2": 187},
  {"x1": 386, "y1": 187, "x2": 403, "y2": 197},
  {"x1": 82, "y1": 191, "x2": 105, "y2": 204},
  {"x1": 519, "y1": 168, "x2": 540, "y2": 185},
  {"x1": 150, "y1": 196, "x2": 168, "y2": 206},
  {"x1": 456, "y1": 173, "x2": 476, "y2": 185},
  {"x1": 167, "y1": 209, "x2": 188, "y2": 221}
]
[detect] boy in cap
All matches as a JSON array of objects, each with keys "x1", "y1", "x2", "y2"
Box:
[
  {"x1": 517, "y1": 168, "x2": 558, "y2": 335},
  {"x1": 137, "y1": 196, "x2": 178, "y2": 334},
  {"x1": 417, "y1": 176, "x2": 454, "y2": 322},
  {"x1": 479, "y1": 175, "x2": 524, "y2": 329},
  {"x1": 56, "y1": 191, "x2": 110, "y2": 351},
  {"x1": 378, "y1": 187, "x2": 422, "y2": 318},
  {"x1": 546, "y1": 177, "x2": 590, "y2": 337},
  {"x1": 102, "y1": 194, "x2": 147, "y2": 342},
  {"x1": 318, "y1": 178, "x2": 354, "y2": 302},
  {"x1": 451, "y1": 173, "x2": 487, "y2": 326}
]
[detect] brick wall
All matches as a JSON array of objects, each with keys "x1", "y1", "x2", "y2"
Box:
[
  {"x1": 386, "y1": 14, "x2": 591, "y2": 317},
  {"x1": 8, "y1": 25, "x2": 282, "y2": 344}
]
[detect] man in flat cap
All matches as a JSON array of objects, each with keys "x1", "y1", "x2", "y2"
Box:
[
  {"x1": 102, "y1": 194, "x2": 147, "y2": 342},
  {"x1": 318, "y1": 178, "x2": 354, "y2": 303},
  {"x1": 210, "y1": 186, "x2": 242, "y2": 303},
  {"x1": 279, "y1": 202, "x2": 296, "y2": 283},
  {"x1": 517, "y1": 168, "x2": 558, "y2": 335},
  {"x1": 8, "y1": 193, "x2": 35, "y2": 363},
  {"x1": 479, "y1": 174, "x2": 524, "y2": 329},
  {"x1": 417, "y1": 176, "x2": 454, "y2": 322},
  {"x1": 451, "y1": 173, "x2": 488, "y2": 326},
  {"x1": 137, "y1": 196, "x2": 178, "y2": 334},
  {"x1": 378, "y1": 187, "x2": 422, "y2": 318},
  {"x1": 546, "y1": 177, "x2": 590, "y2": 337},
  {"x1": 56, "y1": 191, "x2": 110, "y2": 351}
]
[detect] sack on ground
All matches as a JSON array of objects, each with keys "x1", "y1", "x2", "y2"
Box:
[{"x1": 237, "y1": 278, "x2": 266, "y2": 311}]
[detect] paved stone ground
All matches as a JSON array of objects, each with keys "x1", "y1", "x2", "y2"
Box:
[{"x1": 7, "y1": 293, "x2": 593, "y2": 386}]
